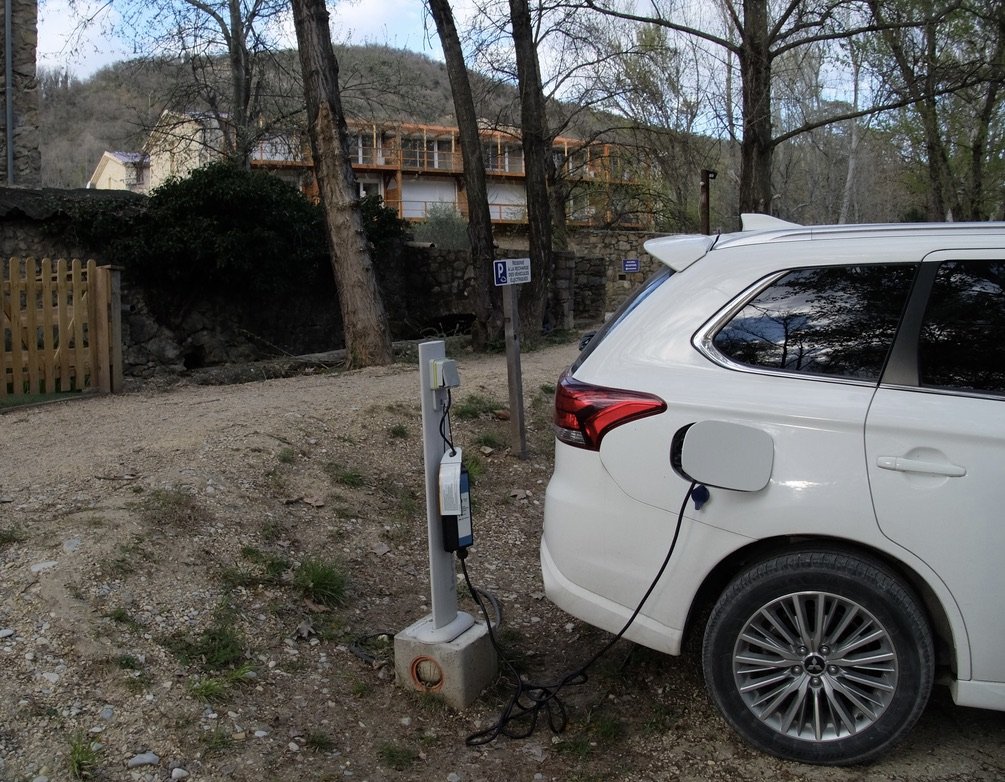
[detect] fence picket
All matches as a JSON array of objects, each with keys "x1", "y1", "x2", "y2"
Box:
[
  {"x1": 9, "y1": 259, "x2": 25, "y2": 395},
  {"x1": 0, "y1": 256, "x2": 121, "y2": 399},
  {"x1": 56, "y1": 258, "x2": 71, "y2": 389}
]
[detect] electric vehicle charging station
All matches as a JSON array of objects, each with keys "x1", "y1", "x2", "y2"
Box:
[{"x1": 393, "y1": 340, "x2": 497, "y2": 708}]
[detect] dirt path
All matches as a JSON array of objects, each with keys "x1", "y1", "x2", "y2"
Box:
[{"x1": 1, "y1": 341, "x2": 1003, "y2": 782}]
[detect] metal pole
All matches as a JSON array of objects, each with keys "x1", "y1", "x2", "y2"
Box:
[
  {"x1": 417, "y1": 340, "x2": 474, "y2": 641},
  {"x1": 700, "y1": 169, "x2": 717, "y2": 235},
  {"x1": 4, "y1": 0, "x2": 14, "y2": 184},
  {"x1": 502, "y1": 285, "x2": 527, "y2": 459}
]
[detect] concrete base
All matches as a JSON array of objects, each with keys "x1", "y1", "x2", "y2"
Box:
[{"x1": 394, "y1": 614, "x2": 497, "y2": 709}]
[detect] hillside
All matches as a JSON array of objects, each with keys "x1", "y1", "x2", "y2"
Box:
[{"x1": 38, "y1": 45, "x2": 521, "y2": 189}]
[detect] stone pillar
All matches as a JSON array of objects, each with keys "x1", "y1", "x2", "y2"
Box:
[{"x1": 0, "y1": 0, "x2": 41, "y2": 186}]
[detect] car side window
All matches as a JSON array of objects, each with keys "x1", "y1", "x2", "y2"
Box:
[
  {"x1": 919, "y1": 260, "x2": 1005, "y2": 395},
  {"x1": 712, "y1": 265, "x2": 917, "y2": 380}
]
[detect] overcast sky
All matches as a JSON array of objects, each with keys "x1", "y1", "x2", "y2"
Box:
[{"x1": 36, "y1": 0, "x2": 449, "y2": 79}]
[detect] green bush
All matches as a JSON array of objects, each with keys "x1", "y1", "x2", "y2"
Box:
[{"x1": 109, "y1": 162, "x2": 331, "y2": 319}]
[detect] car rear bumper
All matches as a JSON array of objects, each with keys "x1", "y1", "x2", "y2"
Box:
[{"x1": 540, "y1": 535, "x2": 683, "y2": 655}]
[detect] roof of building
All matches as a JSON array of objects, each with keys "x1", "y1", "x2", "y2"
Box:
[{"x1": 108, "y1": 151, "x2": 149, "y2": 165}]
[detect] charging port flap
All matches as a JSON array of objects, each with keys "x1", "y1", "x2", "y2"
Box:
[{"x1": 673, "y1": 421, "x2": 774, "y2": 492}]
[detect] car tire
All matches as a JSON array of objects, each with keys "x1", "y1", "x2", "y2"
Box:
[{"x1": 701, "y1": 549, "x2": 934, "y2": 765}]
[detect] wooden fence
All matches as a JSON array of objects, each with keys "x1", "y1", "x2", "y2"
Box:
[{"x1": 1, "y1": 257, "x2": 122, "y2": 399}]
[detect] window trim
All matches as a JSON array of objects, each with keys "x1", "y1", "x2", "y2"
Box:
[
  {"x1": 696, "y1": 263, "x2": 918, "y2": 386},
  {"x1": 882, "y1": 252, "x2": 1005, "y2": 399}
]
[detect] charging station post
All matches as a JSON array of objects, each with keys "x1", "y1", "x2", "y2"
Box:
[{"x1": 393, "y1": 340, "x2": 496, "y2": 708}]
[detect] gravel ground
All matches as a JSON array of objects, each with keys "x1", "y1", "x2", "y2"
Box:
[{"x1": 1, "y1": 338, "x2": 1003, "y2": 782}]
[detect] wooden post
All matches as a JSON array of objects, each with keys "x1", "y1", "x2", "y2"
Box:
[
  {"x1": 71, "y1": 260, "x2": 87, "y2": 392},
  {"x1": 106, "y1": 266, "x2": 123, "y2": 392},
  {"x1": 92, "y1": 261, "x2": 111, "y2": 393},
  {"x1": 24, "y1": 257, "x2": 39, "y2": 394},
  {"x1": 502, "y1": 284, "x2": 527, "y2": 459}
]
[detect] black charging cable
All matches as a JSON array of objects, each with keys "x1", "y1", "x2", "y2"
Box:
[
  {"x1": 439, "y1": 387, "x2": 456, "y2": 456},
  {"x1": 459, "y1": 479, "x2": 699, "y2": 745}
]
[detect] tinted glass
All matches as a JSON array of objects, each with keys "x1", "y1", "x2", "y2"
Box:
[
  {"x1": 713, "y1": 265, "x2": 916, "y2": 380},
  {"x1": 919, "y1": 260, "x2": 1005, "y2": 395},
  {"x1": 572, "y1": 266, "x2": 672, "y2": 372}
]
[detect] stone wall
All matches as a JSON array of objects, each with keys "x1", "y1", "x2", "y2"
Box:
[
  {"x1": 3, "y1": 205, "x2": 675, "y2": 374},
  {"x1": 568, "y1": 228, "x2": 665, "y2": 319},
  {"x1": 0, "y1": 217, "x2": 91, "y2": 260},
  {"x1": 0, "y1": 0, "x2": 41, "y2": 187}
]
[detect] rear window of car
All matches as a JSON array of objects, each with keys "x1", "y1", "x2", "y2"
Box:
[
  {"x1": 572, "y1": 266, "x2": 672, "y2": 371},
  {"x1": 711, "y1": 264, "x2": 918, "y2": 381},
  {"x1": 919, "y1": 260, "x2": 1005, "y2": 395}
]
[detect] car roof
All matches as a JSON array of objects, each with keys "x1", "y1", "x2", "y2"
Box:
[{"x1": 643, "y1": 214, "x2": 1005, "y2": 272}]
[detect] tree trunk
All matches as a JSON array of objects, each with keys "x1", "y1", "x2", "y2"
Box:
[
  {"x1": 509, "y1": 0, "x2": 554, "y2": 340},
  {"x1": 738, "y1": 0, "x2": 774, "y2": 214},
  {"x1": 291, "y1": 0, "x2": 393, "y2": 367},
  {"x1": 427, "y1": 0, "x2": 503, "y2": 349}
]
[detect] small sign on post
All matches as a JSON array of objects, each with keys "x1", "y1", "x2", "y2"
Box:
[
  {"x1": 494, "y1": 258, "x2": 531, "y2": 287},
  {"x1": 493, "y1": 258, "x2": 530, "y2": 459}
]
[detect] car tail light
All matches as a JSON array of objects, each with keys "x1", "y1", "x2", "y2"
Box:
[{"x1": 553, "y1": 371, "x2": 666, "y2": 451}]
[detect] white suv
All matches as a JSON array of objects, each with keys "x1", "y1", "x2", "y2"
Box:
[{"x1": 542, "y1": 216, "x2": 1005, "y2": 765}]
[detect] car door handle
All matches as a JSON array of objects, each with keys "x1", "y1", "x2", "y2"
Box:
[{"x1": 876, "y1": 456, "x2": 967, "y2": 477}]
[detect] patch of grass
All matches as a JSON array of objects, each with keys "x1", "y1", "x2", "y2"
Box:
[
  {"x1": 138, "y1": 488, "x2": 212, "y2": 528},
  {"x1": 643, "y1": 703, "x2": 680, "y2": 733},
  {"x1": 540, "y1": 382, "x2": 556, "y2": 395},
  {"x1": 350, "y1": 678, "x2": 373, "y2": 697},
  {"x1": 388, "y1": 423, "x2": 409, "y2": 439},
  {"x1": 377, "y1": 741, "x2": 418, "y2": 771},
  {"x1": 240, "y1": 547, "x2": 290, "y2": 577},
  {"x1": 384, "y1": 484, "x2": 421, "y2": 523},
  {"x1": 0, "y1": 526, "x2": 26, "y2": 548},
  {"x1": 261, "y1": 520, "x2": 284, "y2": 543},
  {"x1": 263, "y1": 469, "x2": 291, "y2": 498},
  {"x1": 293, "y1": 559, "x2": 347, "y2": 607},
  {"x1": 166, "y1": 621, "x2": 246, "y2": 671},
  {"x1": 189, "y1": 676, "x2": 230, "y2": 701},
  {"x1": 221, "y1": 548, "x2": 291, "y2": 589},
  {"x1": 453, "y1": 393, "x2": 500, "y2": 420},
  {"x1": 590, "y1": 712, "x2": 626, "y2": 744},
  {"x1": 277, "y1": 447, "x2": 296, "y2": 464},
  {"x1": 0, "y1": 390, "x2": 80, "y2": 411},
  {"x1": 105, "y1": 607, "x2": 139, "y2": 628},
  {"x1": 189, "y1": 663, "x2": 256, "y2": 702},
  {"x1": 323, "y1": 461, "x2": 365, "y2": 488},
  {"x1": 200, "y1": 727, "x2": 233, "y2": 755},
  {"x1": 462, "y1": 452, "x2": 486, "y2": 483},
  {"x1": 555, "y1": 732, "x2": 594, "y2": 760},
  {"x1": 305, "y1": 731, "x2": 337, "y2": 753},
  {"x1": 474, "y1": 432, "x2": 505, "y2": 449},
  {"x1": 114, "y1": 654, "x2": 142, "y2": 670},
  {"x1": 218, "y1": 566, "x2": 257, "y2": 589},
  {"x1": 67, "y1": 732, "x2": 100, "y2": 779}
]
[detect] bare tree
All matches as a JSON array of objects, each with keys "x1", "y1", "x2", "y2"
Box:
[
  {"x1": 426, "y1": 0, "x2": 503, "y2": 349},
  {"x1": 290, "y1": 0, "x2": 393, "y2": 367},
  {"x1": 582, "y1": 0, "x2": 962, "y2": 216},
  {"x1": 65, "y1": 0, "x2": 300, "y2": 166},
  {"x1": 508, "y1": 0, "x2": 555, "y2": 337},
  {"x1": 868, "y1": 0, "x2": 1005, "y2": 221}
]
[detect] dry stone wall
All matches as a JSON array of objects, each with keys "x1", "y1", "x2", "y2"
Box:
[
  {"x1": 0, "y1": 0, "x2": 41, "y2": 187},
  {"x1": 3, "y1": 207, "x2": 675, "y2": 374}
]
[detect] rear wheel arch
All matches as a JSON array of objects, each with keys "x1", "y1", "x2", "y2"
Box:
[{"x1": 683, "y1": 536, "x2": 956, "y2": 671}]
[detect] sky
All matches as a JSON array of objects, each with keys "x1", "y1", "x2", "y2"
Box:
[{"x1": 36, "y1": 0, "x2": 449, "y2": 80}]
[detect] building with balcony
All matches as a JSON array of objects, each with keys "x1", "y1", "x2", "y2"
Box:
[{"x1": 88, "y1": 114, "x2": 644, "y2": 227}]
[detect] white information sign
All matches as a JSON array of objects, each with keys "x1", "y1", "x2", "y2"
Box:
[{"x1": 493, "y1": 258, "x2": 531, "y2": 286}]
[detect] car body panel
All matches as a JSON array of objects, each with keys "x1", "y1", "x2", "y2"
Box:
[{"x1": 543, "y1": 221, "x2": 1005, "y2": 712}]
